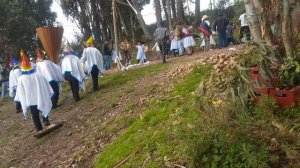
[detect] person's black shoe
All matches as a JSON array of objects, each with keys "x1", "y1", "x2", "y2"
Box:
[
  {"x1": 44, "y1": 121, "x2": 50, "y2": 127},
  {"x1": 52, "y1": 104, "x2": 61, "y2": 109},
  {"x1": 16, "y1": 110, "x2": 21, "y2": 113}
]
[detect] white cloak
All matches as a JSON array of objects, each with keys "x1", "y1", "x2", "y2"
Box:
[
  {"x1": 14, "y1": 72, "x2": 54, "y2": 118},
  {"x1": 36, "y1": 60, "x2": 64, "y2": 83},
  {"x1": 81, "y1": 47, "x2": 104, "y2": 75},
  {"x1": 61, "y1": 54, "x2": 86, "y2": 89},
  {"x1": 9, "y1": 68, "x2": 22, "y2": 97}
]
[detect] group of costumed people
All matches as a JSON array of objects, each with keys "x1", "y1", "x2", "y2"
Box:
[{"x1": 8, "y1": 34, "x2": 103, "y2": 133}]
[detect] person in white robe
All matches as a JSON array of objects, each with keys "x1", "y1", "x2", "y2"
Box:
[
  {"x1": 14, "y1": 50, "x2": 54, "y2": 132},
  {"x1": 81, "y1": 35, "x2": 104, "y2": 90},
  {"x1": 36, "y1": 48, "x2": 64, "y2": 109},
  {"x1": 9, "y1": 58, "x2": 22, "y2": 113},
  {"x1": 62, "y1": 44, "x2": 86, "y2": 101}
]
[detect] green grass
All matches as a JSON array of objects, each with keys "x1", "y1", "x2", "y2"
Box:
[{"x1": 95, "y1": 66, "x2": 211, "y2": 168}]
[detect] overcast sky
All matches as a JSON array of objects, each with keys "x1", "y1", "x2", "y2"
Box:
[{"x1": 51, "y1": 0, "x2": 212, "y2": 41}]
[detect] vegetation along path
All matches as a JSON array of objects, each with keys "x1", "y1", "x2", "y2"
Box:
[{"x1": 1, "y1": 45, "x2": 298, "y2": 167}]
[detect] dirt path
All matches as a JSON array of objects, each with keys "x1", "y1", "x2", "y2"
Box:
[{"x1": 0, "y1": 47, "x2": 240, "y2": 167}]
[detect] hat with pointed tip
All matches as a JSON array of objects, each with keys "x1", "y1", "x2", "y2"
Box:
[{"x1": 20, "y1": 50, "x2": 33, "y2": 72}]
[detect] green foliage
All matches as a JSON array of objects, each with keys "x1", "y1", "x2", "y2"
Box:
[
  {"x1": 197, "y1": 42, "x2": 280, "y2": 113},
  {"x1": 201, "y1": 134, "x2": 269, "y2": 168},
  {"x1": 0, "y1": 0, "x2": 56, "y2": 54},
  {"x1": 95, "y1": 66, "x2": 210, "y2": 167},
  {"x1": 252, "y1": 96, "x2": 279, "y2": 119},
  {"x1": 279, "y1": 58, "x2": 300, "y2": 87}
]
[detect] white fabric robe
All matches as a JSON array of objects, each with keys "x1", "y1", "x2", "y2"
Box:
[
  {"x1": 9, "y1": 68, "x2": 22, "y2": 97},
  {"x1": 14, "y1": 72, "x2": 54, "y2": 118},
  {"x1": 36, "y1": 60, "x2": 64, "y2": 83},
  {"x1": 81, "y1": 47, "x2": 104, "y2": 75},
  {"x1": 61, "y1": 54, "x2": 86, "y2": 90}
]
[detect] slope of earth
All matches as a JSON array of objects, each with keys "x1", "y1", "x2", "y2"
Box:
[{"x1": 0, "y1": 47, "x2": 243, "y2": 167}]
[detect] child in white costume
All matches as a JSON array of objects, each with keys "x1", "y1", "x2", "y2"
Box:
[{"x1": 9, "y1": 58, "x2": 22, "y2": 113}]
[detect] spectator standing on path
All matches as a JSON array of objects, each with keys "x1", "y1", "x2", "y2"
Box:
[
  {"x1": 226, "y1": 22, "x2": 235, "y2": 46},
  {"x1": 62, "y1": 44, "x2": 86, "y2": 101},
  {"x1": 81, "y1": 34, "x2": 104, "y2": 91},
  {"x1": 135, "y1": 41, "x2": 146, "y2": 64},
  {"x1": 120, "y1": 39, "x2": 132, "y2": 66},
  {"x1": 213, "y1": 12, "x2": 229, "y2": 48},
  {"x1": 103, "y1": 40, "x2": 111, "y2": 70},
  {"x1": 153, "y1": 23, "x2": 168, "y2": 64},
  {"x1": 9, "y1": 58, "x2": 22, "y2": 113},
  {"x1": 199, "y1": 15, "x2": 212, "y2": 51},
  {"x1": 239, "y1": 11, "x2": 250, "y2": 42},
  {"x1": 15, "y1": 50, "x2": 53, "y2": 132},
  {"x1": 0, "y1": 62, "x2": 9, "y2": 99},
  {"x1": 170, "y1": 25, "x2": 184, "y2": 56},
  {"x1": 182, "y1": 25, "x2": 195, "y2": 55}
]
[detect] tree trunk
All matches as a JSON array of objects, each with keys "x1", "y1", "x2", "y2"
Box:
[
  {"x1": 161, "y1": 0, "x2": 168, "y2": 22},
  {"x1": 252, "y1": 0, "x2": 274, "y2": 46},
  {"x1": 282, "y1": 0, "x2": 294, "y2": 58},
  {"x1": 195, "y1": 0, "x2": 200, "y2": 23},
  {"x1": 117, "y1": 6, "x2": 128, "y2": 37},
  {"x1": 171, "y1": 0, "x2": 177, "y2": 22},
  {"x1": 244, "y1": 0, "x2": 263, "y2": 42},
  {"x1": 176, "y1": 0, "x2": 185, "y2": 24},
  {"x1": 128, "y1": 0, "x2": 151, "y2": 39},
  {"x1": 154, "y1": 0, "x2": 162, "y2": 26},
  {"x1": 130, "y1": 11, "x2": 136, "y2": 43},
  {"x1": 166, "y1": 0, "x2": 172, "y2": 30}
]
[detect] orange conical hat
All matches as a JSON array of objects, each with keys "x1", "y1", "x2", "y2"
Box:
[{"x1": 20, "y1": 50, "x2": 32, "y2": 72}]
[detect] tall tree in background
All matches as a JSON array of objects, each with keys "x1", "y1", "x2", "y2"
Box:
[
  {"x1": 195, "y1": 0, "x2": 201, "y2": 23},
  {"x1": 171, "y1": 0, "x2": 177, "y2": 22},
  {"x1": 244, "y1": 0, "x2": 299, "y2": 58},
  {"x1": 127, "y1": 0, "x2": 151, "y2": 39},
  {"x1": 176, "y1": 0, "x2": 185, "y2": 24},
  {"x1": 0, "y1": 0, "x2": 56, "y2": 54},
  {"x1": 154, "y1": 0, "x2": 162, "y2": 26},
  {"x1": 166, "y1": 0, "x2": 172, "y2": 30}
]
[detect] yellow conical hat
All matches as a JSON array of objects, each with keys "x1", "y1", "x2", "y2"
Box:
[{"x1": 84, "y1": 33, "x2": 96, "y2": 46}]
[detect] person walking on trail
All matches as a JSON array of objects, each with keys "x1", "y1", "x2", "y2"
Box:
[
  {"x1": 239, "y1": 11, "x2": 250, "y2": 42},
  {"x1": 213, "y1": 12, "x2": 229, "y2": 48},
  {"x1": 62, "y1": 44, "x2": 86, "y2": 102},
  {"x1": 226, "y1": 22, "x2": 235, "y2": 46},
  {"x1": 135, "y1": 41, "x2": 146, "y2": 64},
  {"x1": 103, "y1": 40, "x2": 111, "y2": 70},
  {"x1": 81, "y1": 34, "x2": 104, "y2": 91},
  {"x1": 199, "y1": 15, "x2": 213, "y2": 51},
  {"x1": 153, "y1": 23, "x2": 168, "y2": 64},
  {"x1": 9, "y1": 58, "x2": 22, "y2": 113},
  {"x1": 36, "y1": 47, "x2": 64, "y2": 109},
  {"x1": 0, "y1": 62, "x2": 10, "y2": 99},
  {"x1": 120, "y1": 39, "x2": 132, "y2": 66},
  {"x1": 15, "y1": 50, "x2": 53, "y2": 132}
]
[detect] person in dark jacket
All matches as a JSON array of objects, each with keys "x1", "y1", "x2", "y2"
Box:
[
  {"x1": 213, "y1": 12, "x2": 229, "y2": 48},
  {"x1": 103, "y1": 40, "x2": 111, "y2": 70},
  {"x1": 199, "y1": 15, "x2": 212, "y2": 51},
  {"x1": 226, "y1": 22, "x2": 235, "y2": 46},
  {"x1": 0, "y1": 62, "x2": 9, "y2": 99}
]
